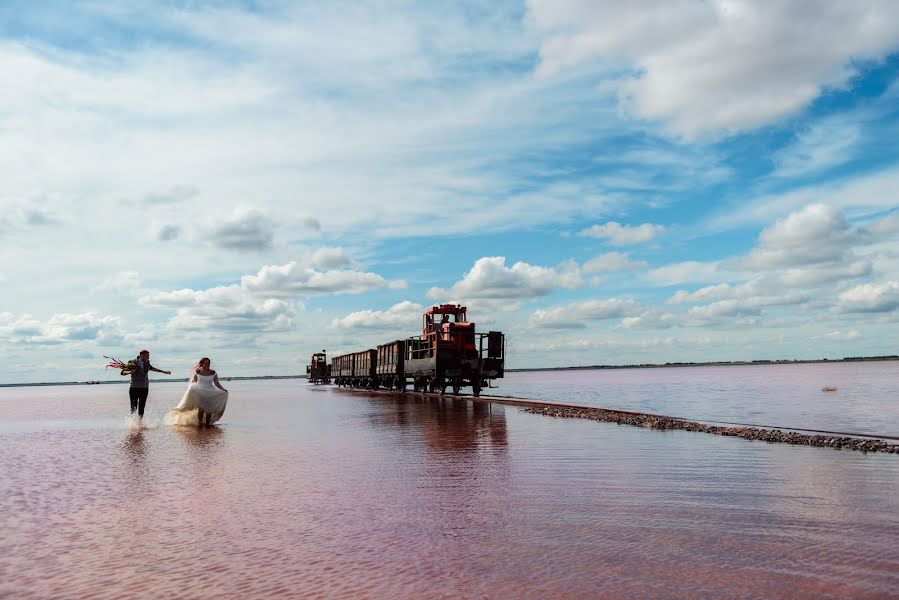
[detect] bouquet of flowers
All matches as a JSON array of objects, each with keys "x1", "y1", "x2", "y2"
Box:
[{"x1": 104, "y1": 355, "x2": 136, "y2": 373}]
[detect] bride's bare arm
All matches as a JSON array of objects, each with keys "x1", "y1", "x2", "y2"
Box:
[{"x1": 213, "y1": 373, "x2": 227, "y2": 391}]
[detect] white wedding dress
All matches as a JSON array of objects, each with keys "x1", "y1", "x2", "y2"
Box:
[{"x1": 165, "y1": 373, "x2": 229, "y2": 425}]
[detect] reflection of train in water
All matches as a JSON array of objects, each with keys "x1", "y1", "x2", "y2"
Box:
[{"x1": 326, "y1": 304, "x2": 505, "y2": 396}]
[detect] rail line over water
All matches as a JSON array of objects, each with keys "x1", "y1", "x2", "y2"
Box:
[{"x1": 328, "y1": 387, "x2": 899, "y2": 454}]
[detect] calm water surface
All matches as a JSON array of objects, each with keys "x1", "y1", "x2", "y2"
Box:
[
  {"x1": 499, "y1": 361, "x2": 899, "y2": 435},
  {"x1": 1, "y1": 367, "x2": 898, "y2": 599}
]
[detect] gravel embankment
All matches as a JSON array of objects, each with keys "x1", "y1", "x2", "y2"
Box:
[{"x1": 523, "y1": 405, "x2": 899, "y2": 454}]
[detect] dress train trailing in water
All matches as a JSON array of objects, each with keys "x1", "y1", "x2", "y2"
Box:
[{"x1": 165, "y1": 373, "x2": 228, "y2": 425}]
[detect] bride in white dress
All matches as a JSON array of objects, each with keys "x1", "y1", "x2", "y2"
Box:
[{"x1": 165, "y1": 357, "x2": 229, "y2": 427}]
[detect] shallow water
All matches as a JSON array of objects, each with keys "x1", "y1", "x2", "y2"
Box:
[
  {"x1": 498, "y1": 361, "x2": 899, "y2": 436},
  {"x1": 1, "y1": 370, "x2": 898, "y2": 598}
]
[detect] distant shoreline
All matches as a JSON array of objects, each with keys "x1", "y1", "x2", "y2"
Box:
[
  {"x1": 0, "y1": 375, "x2": 308, "y2": 389},
  {"x1": 507, "y1": 355, "x2": 899, "y2": 373},
  {"x1": 2, "y1": 356, "x2": 896, "y2": 388}
]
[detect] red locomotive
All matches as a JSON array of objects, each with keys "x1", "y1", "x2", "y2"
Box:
[
  {"x1": 331, "y1": 304, "x2": 505, "y2": 396},
  {"x1": 306, "y1": 351, "x2": 331, "y2": 384}
]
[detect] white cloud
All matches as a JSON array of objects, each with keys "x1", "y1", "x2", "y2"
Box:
[
  {"x1": 667, "y1": 280, "x2": 811, "y2": 308},
  {"x1": 686, "y1": 300, "x2": 762, "y2": 325},
  {"x1": 578, "y1": 221, "x2": 663, "y2": 245},
  {"x1": 168, "y1": 297, "x2": 294, "y2": 334},
  {"x1": 867, "y1": 212, "x2": 899, "y2": 236},
  {"x1": 242, "y1": 262, "x2": 399, "y2": 297},
  {"x1": 616, "y1": 309, "x2": 676, "y2": 330},
  {"x1": 825, "y1": 329, "x2": 861, "y2": 341},
  {"x1": 583, "y1": 252, "x2": 647, "y2": 274},
  {"x1": 529, "y1": 298, "x2": 642, "y2": 328},
  {"x1": 706, "y1": 166, "x2": 899, "y2": 233},
  {"x1": 309, "y1": 247, "x2": 358, "y2": 270},
  {"x1": 142, "y1": 185, "x2": 198, "y2": 205},
  {"x1": 155, "y1": 224, "x2": 181, "y2": 242},
  {"x1": 207, "y1": 209, "x2": 275, "y2": 252},
  {"x1": 529, "y1": 0, "x2": 899, "y2": 138},
  {"x1": 834, "y1": 281, "x2": 899, "y2": 313},
  {"x1": 0, "y1": 311, "x2": 124, "y2": 344},
  {"x1": 773, "y1": 116, "x2": 862, "y2": 178},
  {"x1": 744, "y1": 203, "x2": 859, "y2": 269},
  {"x1": 646, "y1": 260, "x2": 725, "y2": 286},
  {"x1": 428, "y1": 256, "x2": 582, "y2": 300},
  {"x1": 139, "y1": 285, "x2": 244, "y2": 309},
  {"x1": 332, "y1": 301, "x2": 423, "y2": 330},
  {"x1": 0, "y1": 199, "x2": 59, "y2": 235},
  {"x1": 92, "y1": 271, "x2": 142, "y2": 295}
]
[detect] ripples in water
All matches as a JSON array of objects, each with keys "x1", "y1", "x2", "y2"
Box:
[{"x1": 0, "y1": 379, "x2": 897, "y2": 598}]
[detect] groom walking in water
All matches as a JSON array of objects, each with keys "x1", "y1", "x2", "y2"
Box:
[{"x1": 123, "y1": 349, "x2": 171, "y2": 419}]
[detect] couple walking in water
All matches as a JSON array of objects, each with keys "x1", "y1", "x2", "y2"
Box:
[{"x1": 123, "y1": 350, "x2": 228, "y2": 426}]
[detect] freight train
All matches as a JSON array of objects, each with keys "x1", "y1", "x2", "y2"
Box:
[{"x1": 327, "y1": 304, "x2": 505, "y2": 396}]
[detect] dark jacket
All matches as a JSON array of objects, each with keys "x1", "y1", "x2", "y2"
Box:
[{"x1": 129, "y1": 358, "x2": 153, "y2": 388}]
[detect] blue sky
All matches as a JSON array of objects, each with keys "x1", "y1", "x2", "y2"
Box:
[{"x1": 1, "y1": 1, "x2": 898, "y2": 383}]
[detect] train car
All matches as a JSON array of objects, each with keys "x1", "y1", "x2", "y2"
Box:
[
  {"x1": 306, "y1": 351, "x2": 331, "y2": 384},
  {"x1": 331, "y1": 353, "x2": 355, "y2": 387},
  {"x1": 376, "y1": 340, "x2": 406, "y2": 391},
  {"x1": 350, "y1": 349, "x2": 377, "y2": 388},
  {"x1": 404, "y1": 304, "x2": 504, "y2": 396}
]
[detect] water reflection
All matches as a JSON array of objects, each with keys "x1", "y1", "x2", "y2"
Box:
[
  {"x1": 122, "y1": 428, "x2": 146, "y2": 460},
  {"x1": 170, "y1": 424, "x2": 226, "y2": 450},
  {"x1": 362, "y1": 393, "x2": 508, "y2": 454},
  {"x1": 3, "y1": 380, "x2": 898, "y2": 598}
]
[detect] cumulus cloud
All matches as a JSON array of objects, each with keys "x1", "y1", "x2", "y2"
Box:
[
  {"x1": 578, "y1": 221, "x2": 663, "y2": 245},
  {"x1": 93, "y1": 271, "x2": 142, "y2": 295},
  {"x1": 616, "y1": 309, "x2": 676, "y2": 330},
  {"x1": 137, "y1": 283, "x2": 295, "y2": 333},
  {"x1": 241, "y1": 262, "x2": 400, "y2": 296},
  {"x1": 167, "y1": 297, "x2": 294, "y2": 333},
  {"x1": 139, "y1": 284, "x2": 245, "y2": 309},
  {"x1": 744, "y1": 203, "x2": 860, "y2": 269},
  {"x1": 668, "y1": 280, "x2": 811, "y2": 308},
  {"x1": 0, "y1": 313, "x2": 43, "y2": 338},
  {"x1": 646, "y1": 260, "x2": 724, "y2": 286},
  {"x1": 582, "y1": 251, "x2": 647, "y2": 274},
  {"x1": 529, "y1": 298, "x2": 642, "y2": 328},
  {"x1": 686, "y1": 300, "x2": 762, "y2": 324},
  {"x1": 0, "y1": 202, "x2": 58, "y2": 235},
  {"x1": 309, "y1": 247, "x2": 358, "y2": 270},
  {"x1": 155, "y1": 224, "x2": 182, "y2": 241},
  {"x1": 207, "y1": 209, "x2": 275, "y2": 251},
  {"x1": 834, "y1": 281, "x2": 899, "y2": 313},
  {"x1": 529, "y1": 0, "x2": 899, "y2": 138},
  {"x1": 332, "y1": 301, "x2": 424, "y2": 330},
  {"x1": 428, "y1": 256, "x2": 582, "y2": 300},
  {"x1": 0, "y1": 311, "x2": 124, "y2": 344}
]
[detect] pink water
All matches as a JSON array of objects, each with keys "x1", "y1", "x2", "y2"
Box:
[{"x1": 1, "y1": 369, "x2": 898, "y2": 598}]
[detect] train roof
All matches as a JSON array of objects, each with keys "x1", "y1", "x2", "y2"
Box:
[{"x1": 424, "y1": 304, "x2": 466, "y2": 315}]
